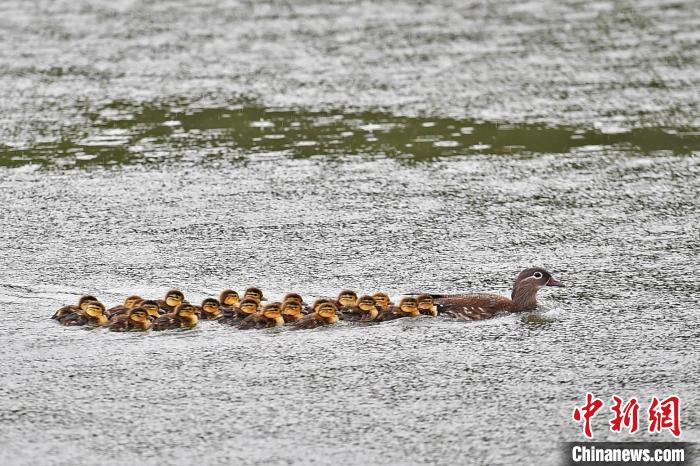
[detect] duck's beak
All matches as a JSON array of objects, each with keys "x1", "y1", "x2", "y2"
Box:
[{"x1": 546, "y1": 276, "x2": 564, "y2": 287}]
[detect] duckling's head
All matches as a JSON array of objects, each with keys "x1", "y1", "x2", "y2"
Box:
[
  {"x1": 511, "y1": 267, "x2": 564, "y2": 309},
  {"x1": 78, "y1": 295, "x2": 99, "y2": 311},
  {"x1": 238, "y1": 298, "x2": 259, "y2": 315},
  {"x1": 165, "y1": 290, "x2": 185, "y2": 308},
  {"x1": 129, "y1": 307, "x2": 150, "y2": 323},
  {"x1": 416, "y1": 294, "x2": 437, "y2": 316},
  {"x1": 123, "y1": 295, "x2": 142, "y2": 309},
  {"x1": 140, "y1": 300, "x2": 160, "y2": 318},
  {"x1": 311, "y1": 298, "x2": 332, "y2": 313},
  {"x1": 281, "y1": 300, "x2": 302, "y2": 317},
  {"x1": 201, "y1": 298, "x2": 221, "y2": 316},
  {"x1": 262, "y1": 303, "x2": 282, "y2": 319},
  {"x1": 357, "y1": 295, "x2": 377, "y2": 312},
  {"x1": 337, "y1": 290, "x2": 358, "y2": 307},
  {"x1": 283, "y1": 293, "x2": 303, "y2": 305},
  {"x1": 175, "y1": 303, "x2": 196, "y2": 318},
  {"x1": 243, "y1": 287, "x2": 263, "y2": 303},
  {"x1": 85, "y1": 301, "x2": 106, "y2": 318},
  {"x1": 398, "y1": 297, "x2": 419, "y2": 316},
  {"x1": 371, "y1": 292, "x2": 391, "y2": 309},
  {"x1": 219, "y1": 290, "x2": 240, "y2": 307},
  {"x1": 317, "y1": 302, "x2": 338, "y2": 319}
]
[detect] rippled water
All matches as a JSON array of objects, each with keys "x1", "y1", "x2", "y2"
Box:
[{"x1": 1, "y1": 1, "x2": 699, "y2": 465}]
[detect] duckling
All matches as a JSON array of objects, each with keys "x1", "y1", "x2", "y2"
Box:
[
  {"x1": 152, "y1": 303, "x2": 199, "y2": 330},
  {"x1": 376, "y1": 297, "x2": 420, "y2": 322},
  {"x1": 106, "y1": 295, "x2": 143, "y2": 319},
  {"x1": 434, "y1": 267, "x2": 564, "y2": 320},
  {"x1": 238, "y1": 303, "x2": 285, "y2": 330},
  {"x1": 243, "y1": 287, "x2": 264, "y2": 303},
  {"x1": 109, "y1": 307, "x2": 152, "y2": 332},
  {"x1": 59, "y1": 301, "x2": 109, "y2": 327},
  {"x1": 219, "y1": 289, "x2": 240, "y2": 310},
  {"x1": 339, "y1": 295, "x2": 380, "y2": 322},
  {"x1": 293, "y1": 302, "x2": 339, "y2": 330},
  {"x1": 282, "y1": 292, "x2": 310, "y2": 314},
  {"x1": 281, "y1": 300, "x2": 304, "y2": 324},
  {"x1": 139, "y1": 300, "x2": 162, "y2": 319},
  {"x1": 416, "y1": 294, "x2": 438, "y2": 317},
  {"x1": 51, "y1": 295, "x2": 98, "y2": 320},
  {"x1": 335, "y1": 289, "x2": 358, "y2": 309},
  {"x1": 196, "y1": 298, "x2": 222, "y2": 321},
  {"x1": 219, "y1": 298, "x2": 259, "y2": 325},
  {"x1": 371, "y1": 292, "x2": 393, "y2": 310},
  {"x1": 157, "y1": 289, "x2": 185, "y2": 314}
]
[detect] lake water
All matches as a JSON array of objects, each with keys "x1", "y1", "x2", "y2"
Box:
[{"x1": 0, "y1": 1, "x2": 698, "y2": 465}]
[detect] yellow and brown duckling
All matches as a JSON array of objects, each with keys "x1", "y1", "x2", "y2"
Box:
[
  {"x1": 152, "y1": 303, "x2": 199, "y2": 330},
  {"x1": 139, "y1": 300, "x2": 162, "y2": 319},
  {"x1": 339, "y1": 295, "x2": 380, "y2": 322},
  {"x1": 58, "y1": 301, "x2": 109, "y2": 327},
  {"x1": 280, "y1": 300, "x2": 304, "y2": 324},
  {"x1": 238, "y1": 302, "x2": 285, "y2": 330},
  {"x1": 371, "y1": 292, "x2": 392, "y2": 310},
  {"x1": 219, "y1": 289, "x2": 240, "y2": 310},
  {"x1": 219, "y1": 297, "x2": 259, "y2": 325},
  {"x1": 435, "y1": 267, "x2": 564, "y2": 320},
  {"x1": 196, "y1": 298, "x2": 222, "y2": 321},
  {"x1": 293, "y1": 301, "x2": 339, "y2": 330},
  {"x1": 335, "y1": 289, "x2": 358, "y2": 309},
  {"x1": 109, "y1": 307, "x2": 152, "y2": 332},
  {"x1": 376, "y1": 297, "x2": 420, "y2": 322},
  {"x1": 157, "y1": 289, "x2": 185, "y2": 314},
  {"x1": 51, "y1": 295, "x2": 99, "y2": 320},
  {"x1": 243, "y1": 287, "x2": 264, "y2": 304},
  {"x1": 106, "y1": 295, "x2": 143, "y2": 319},
  {"x1": 416, "y1": 294, "x2": 438, "y2": 317},
  {"x1": 282, "y1": 292, "x2": 310, "y2": 314}
]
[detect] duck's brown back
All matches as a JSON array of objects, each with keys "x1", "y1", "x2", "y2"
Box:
[{"x1": 435, "y1": 293, "x2": 518, "y2": 320}]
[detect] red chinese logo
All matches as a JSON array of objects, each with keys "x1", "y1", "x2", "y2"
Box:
[
  {"x1": 648, "y1": 395, "x2": 681, "y2": 438},
  {"x1": 573, "y1": 394, "x2": 681, "y2": 439},
  {"x1": 572, "y1": 393, "x2": 604, "y2": 439}
]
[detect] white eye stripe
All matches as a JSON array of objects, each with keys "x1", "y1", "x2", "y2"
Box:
[{"x1": 533, "y1": 272, "x2": 543, "y2": 279}]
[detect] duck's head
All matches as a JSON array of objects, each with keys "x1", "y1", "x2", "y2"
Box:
[
  {"x1": 175, "y1": 303, "x2": 196, "y2": 318},
  {"x1": 337, "y1": 290, "x2": 358, "y2": 307},
  {"x1": 140, "y1": 300, "x2": 160, "y2": 318},
  {"x1": 357, "y1": 295, "x2": 377, "y2": 312},
  {"x1": 371, "y1": 292, "x2": 391, "y2": 309},
  {"x1": 262, "y1": 303, "x2": 283, "y2": 320},
  {"x1": 78, "y1": 295, "x2": 99, "y2": 311},
  {"x1": 283, "y1": 293, "x2": 303, "y2": 305},
  {"x1": 164, "y1": 290, "x2": 185, "y2": 308},
  {"x1": 219, "y1": 290, "x2": 240, "y2": 307},
  {"x1": 129, "y1": 307, "x2": 150, "y2": 325},
  {"x1": 123, "y1": 295, "x2": 142, "y2": 309},
  {"x1": 85, "y1": 301, "x2": 106, "y2": 318},
  {"x1": 416, "y1": 294, "x2": 438, "y2": 316},
  {"x1": 511, "y1": 267, "x2": 564, "y2": 310},
  {"x1": 398, "y1": 297, "x2": 419, "y2": 317},
  {"x1": 238, "y1": 298, "x2": 259, "y2": 316},
  {"x1": 201, "y1": 298, "x2": 221, "y2": 316},
  {"x1": 317, "y1": 302, "x2": 338, "y2": 319},
  {"x1": 311, "y1": 298, "x2": 332, "y2": 313},
  {"x1": 243, "y1": 287, "x2": 263, "y2": 303},
  {"x1": 281, "y1": 301, "x2": 303, "y2": 318}
]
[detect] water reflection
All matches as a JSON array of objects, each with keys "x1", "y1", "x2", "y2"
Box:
[{"x1": 1, "y1": 100, "x2": 698, "y2": 168}]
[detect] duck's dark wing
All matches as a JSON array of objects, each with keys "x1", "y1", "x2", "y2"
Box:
[
  {"x1": 237, "y1": 314, "x2": 263, "y2": 330},
  {"x1": 59, "y1": 312, "x2": 88, "y2": 326},
  {"x1": 109, "y1": 315, "x2": 130, "y2": 332},
  {"x1": 338, "y1": 306, "x2": 362, "y2": 321},
  {"x1": 435, "y1": 294, "x2": 515, "y2": 321},
  {"x1": 375, "y1": 307, "x2": 400, "y2": 322},
  {"x1": 52, "y1": 305, "x2": 78, "y2": 320},
  {"x1": 292, "y1": 315, "x2": 319, "y2": 330},
  {"x1": 152, "y1": 314, "x2": 178, "y2": 330}
]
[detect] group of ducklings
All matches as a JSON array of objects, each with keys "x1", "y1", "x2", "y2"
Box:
[{"x1": 51, "y1": 287, "x2": 439, "y2": 332}]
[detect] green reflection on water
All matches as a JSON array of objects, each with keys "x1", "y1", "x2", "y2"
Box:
[{"x1": 2, "y1": 100, "x2": 699, "y2": 168}]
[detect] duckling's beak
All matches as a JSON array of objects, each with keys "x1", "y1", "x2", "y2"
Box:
[{"x1": 546, "y1": 276, "x2": 564, "y2": 287}]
